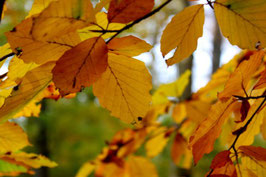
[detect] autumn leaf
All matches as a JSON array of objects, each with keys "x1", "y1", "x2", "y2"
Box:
[
  {"x1": 93, "y1": 52, "x2": 152, "y2": 124},
  {"x1": 253, "y1": 67, "x2": 266, "y2": 90},
  {"x1": 0, "y1": 62, "x2": 54, "y2": 122},
  {"x1": 218, "y1": 50, "x2": 264, "y2": 101},
  {"x1": 75, "y1": 162, "x2": 95, "y2": 177},
  {"x1": 214, "y1": 0, "x2": 266, "y2": 50},
  {"x1": 152, "y1": 70, "x2": 191, "y2": 105},
  {"x1": 208, "y1": 151, "x2": 236, "y2": 177},
  {"x1": 0, "y1": 160, "x2": 28, "y2": 176},
  {"x1": 0, "y1": 152, "x2": 57, "y2": 169},
  {"x1": 171, "y1": 133, "x2": 192, "y2": 168},
  {"x1": 78, "y1": 12, "x2": 125, "y2": 40},
  {"x1": 5, "y1": 18, "x2": 81, "y2": 64},
  {"x1": 0, "y1": 122, "x2": 30, "y2": 153},
  {"x1": 107, "y1": 0, "x2": 154, "y2": 23},
  {"x1": 0, "y1": 43, "x2": 12, "y2": 67},
  {"x1": 160, "y1": 5, "x2": 204, "y2": 66},
  {"x1": 31, "y1": 0, "x2": 95, "y2": 40},
  {"x1": 189, "y1": 99, "x2": 235, "y2": 164},
  {"x1": 237, "y1": 145, "x2": 266, "y2": 177},
  {"x1": 145, "y1": 127, "x2": 173, "y2": 157},
  {"x1": 27, "y1": 0, "x2": 56, "y2": 17},
  {"x1": 127, "y1": 156, "x2": 158, "y2": 177},
  {"x1": 107, "y1": 35, "x2": 152, "y2": 57},
  {"x1": 52, "y1": 37, "x2": 108, "y2": 95}
]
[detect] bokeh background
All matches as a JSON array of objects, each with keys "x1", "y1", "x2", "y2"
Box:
[{"x1": 1, "y1": 0, "x2": 265, "y2": 177}]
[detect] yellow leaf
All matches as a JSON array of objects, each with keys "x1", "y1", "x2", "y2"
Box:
[
  {"x1": 75, "y1": 162, "x2": 95, "y2": 177},
  {"x1": 0, "y1": 152, "x2": 57, "y2": 169},
  {"x1": 93, "y1": 53, "x2": 152, "y2": 124},
  {"x1": 0, "y1": 43, "x2": 12, "y2": 68},
  {"x1": 145, "y1": 127, "x2": 172, "y2": 158},
  {"x1": 232, "y1": 99, "x2": 265, "y2": 148},
  {"x1": 127, "y1": 156, "x2": 158, "y2": 177},
  {"x1": 5, "y1": 18, "x2": 81, "y2": 64},
  {"x1": 78, "y1": 12, "x2": 125, "y2": 40},
  {"x1": 172, "y1": 103, "x2": 187, "y2": 123},
  {"x1": 218, "y1": 50, "x2": 264, "y2": 101},
  {"x1": 160, "y1": 5, "x2": 204, "y2": 66},
  {"x1": 13, "y1": 99, "x2": 41, "y2": 118},
  {"x1": 261, "y1": 115, "x2": 266, "y2": 140},
  {"x1": 27, "y1": 0, "x2": 56, "y2": 17},
  {"x1": 107, "y1": 35, "x2": 152, "y2": 57},
  {"x1": 214, "y1": 0, "x2": 266, "y2": 50},
  {"x1": 52, "y1": 37, "x2": 108, "y2": 95},
  {"x1": 0, "y1": 122, "x2": 30, "y2": 153},
  {"x1": 0, "y1": 62, "x2": 54, "y2": 122},
  {"x1": 31, "y1": 0, "x2": 95, "y2": 40},
  {"x1": 152, "y1": 70, "x2": 191, "y2": 105}
]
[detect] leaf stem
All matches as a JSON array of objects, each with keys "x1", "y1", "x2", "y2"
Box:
[{"x1": 106, "y1": 0, "x2": 174, "y2": 44}]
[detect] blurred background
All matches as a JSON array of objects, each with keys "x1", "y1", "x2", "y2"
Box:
[{"x1": 1, "y1": 0, "x2": 262, "y2": 177}]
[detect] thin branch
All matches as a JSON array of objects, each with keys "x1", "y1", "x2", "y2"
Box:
[
  {"x1": 229, "y1": 97, "x2": 266, "y2": 150},
  {"x1": 0, "y1": 52, "x2": 15, "y2": 62},
  {"x1": 89, "y1": 29, "x2": 121, "y2": 33},
  {"x1": 106, "y1": 0, "x2": 174, "y2": 44},
  {"x1": 233, "y1": 95, "x2": 266, "y2": 100}
]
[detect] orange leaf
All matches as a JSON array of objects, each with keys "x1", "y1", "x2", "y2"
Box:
[
  {"x1": 93, "y1": 53, "x2": 152, "y2": 124},
  {"x1": 239, "y1": 146, "x2": 266, "y2": 161},
  {"x1": 254, "y1": 68, "x2": 266, "y2": 90},
  {"x1": 5, "y1": 18, "x2": 81, "y2": 65},
  {"x1": 189, "y1": 99, "x2": 235, "y2": 164},
  {"x1": 218, "y1": 50, "x2": 264, "y2": 101},
  {"x1": 52, "y1": 37, "x2": 108, "y2": 95},
  {"x1": 171, "y1": 133, "x2": 187, "y2": 166},
  {"x1": 108, "y1": 0, "x2": 154, "y2": 23},
  {"x1": 107, "y1": 35, "x2": 152, "y2": 57},
  {"x1": 210, "y1": 150, "x2": 231, "y2": 170}
]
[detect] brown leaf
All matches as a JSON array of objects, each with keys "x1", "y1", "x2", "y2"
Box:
[
  {"x1": 108, "y1": 0, "x2": 154, "y2": 23},
  {"x1": 52, "y1": 37, "x2": 108, "y2": 95},
  {"x1": 210, "y1": 151, "x2": 231, "y2": 169},
  {"x1": 239, "y1": 146, "x2": 266, "y2": 161}
]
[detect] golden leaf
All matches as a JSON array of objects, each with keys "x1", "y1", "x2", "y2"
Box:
[
  {"x1": 107, "y1": 35, "x2": 152, "y2": 57},
  {"x1": 161, "y1": 5, "x2": 204, "y2": 66},
  {"x1": 31, "y1": 0, "x2": 95, "y2": 40},
  {"x1": 127, "y1": 156, "x2": 158, "y2": 177},
  {"x1": 0, "y1": 122, "x2": 30, "y2": 153},
  {"x1": 214, "y1": 0, "x2": 266, "y2": 50},
  {"x1": 152, "y1": 70, "x2": 191, "y2": 105},
  {"x1": 93, "y1": 53, "x2": 152, "y2": 124},
  {"x1": 5, "y1": 18, "x2": 81, "y2": 65},
  {"x1": 75, "y1": 162, "x2": 95, "y2": 177},
  {"x1": 0, "y1": 62, "x2": 54, "y2": 122},
  {"x1": 52, "y1": 37, "x2": 108, "y2": 95},
  {"x1": 189, "y1": 99, "x2": 235, "y2": 164}
]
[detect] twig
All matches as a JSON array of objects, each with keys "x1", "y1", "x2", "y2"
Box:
[
  {"x1": 106, "y1": 0, "x2": 174, "y2": 44},
  {"x1": 0, "y1": 52, "x2": 15, "y2": 62},
  {"x1": 233, "y1": 95, "x2": 266, "y2": 100},
  {"x1": 229, "y1": 97, "x2": 266, "y2": 150}
]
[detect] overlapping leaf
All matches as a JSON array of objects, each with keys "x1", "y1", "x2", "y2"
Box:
[
  {"x1": 31, "y1": 0, "x2": 95, "y2": 40},
  {"x1": 52, "y1": 37, "x2": 108, "y2": 95},
  {"x1": 0, "y1": 62, "x2": 54, "y2": 122},
  {"x1": 5, "y1": 18, "x2": 81, "y2": 64},
  {"x1": 108, "y1": 0, "x2": 154, "y2": 23},
  {"x1": 161, "y1": 5, "x2": 204, "y2": 66},
  {"x1": 0, "y1": 122, "x2": 30, "y2": 153},
  {"x1": 189, "y1": 99, "x2": 235, "y2": 164},
  {"x1": 218, "y1": 50, "x2": 264, "y2": 101},
  {"x1": 214, "y1": 0, "x2": 266, "y2": 50},
  {"x1": 93, "y1": 52, "x2": 152, "y2": 124}
]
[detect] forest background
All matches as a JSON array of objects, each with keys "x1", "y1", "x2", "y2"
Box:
[{"x1": 0, "y1": 0, "x2": 265, "y2": 177}]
